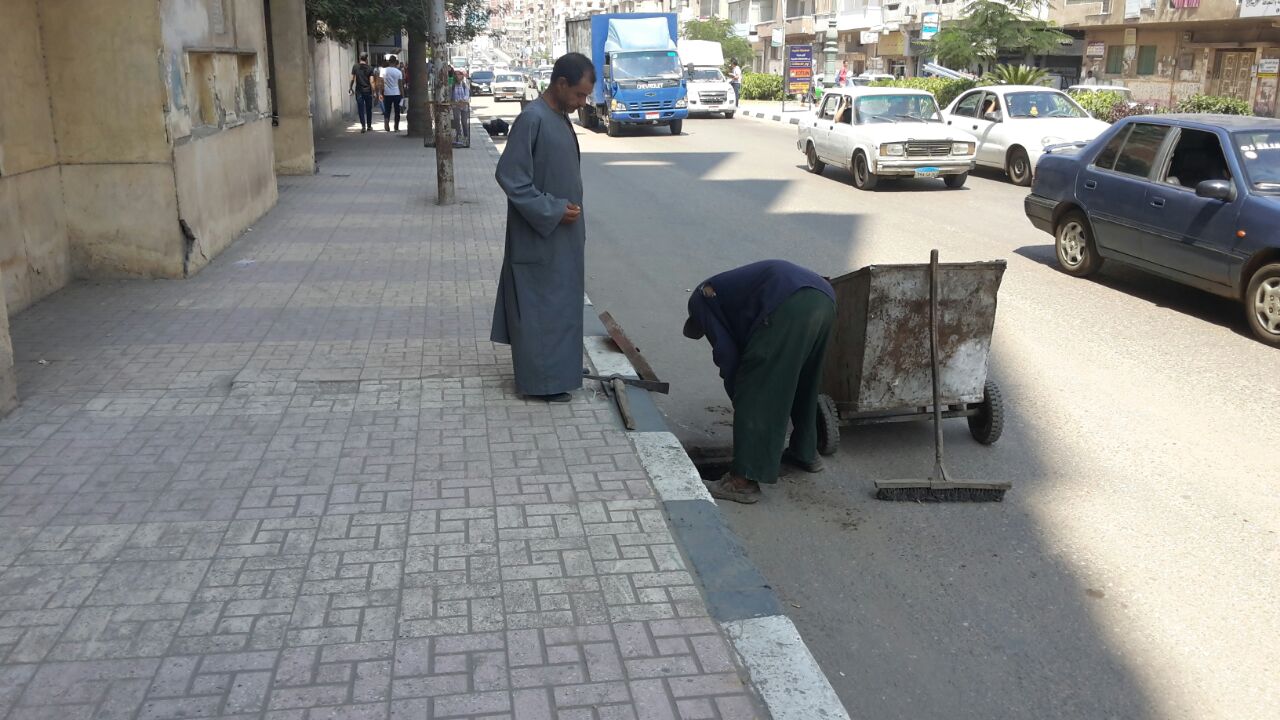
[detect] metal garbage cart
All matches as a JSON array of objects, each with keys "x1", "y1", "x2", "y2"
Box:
[{"x1": 815, "y1": 255, "x2": 1007, "y2": 455}]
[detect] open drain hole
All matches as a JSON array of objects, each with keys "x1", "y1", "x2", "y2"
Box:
[{"x1": 688, "y1": 447, "x2": 733, "y2": 482}]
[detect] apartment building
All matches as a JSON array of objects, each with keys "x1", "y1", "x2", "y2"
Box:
[
  {"x1": 733, "y1": 1, "x2": 1066, "y2": 78},
  {"x1": 1054, "y1": 0, "x2": 1280, "y2": 116}
]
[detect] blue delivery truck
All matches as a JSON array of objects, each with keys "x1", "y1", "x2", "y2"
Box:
[{"x1": 565, "y1": 13, "x2": 688, "y2": 136}]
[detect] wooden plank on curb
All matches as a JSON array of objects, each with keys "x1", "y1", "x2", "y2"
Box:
[{"x1": 598, "y1": 311, "x2": 661, "y2": 383}]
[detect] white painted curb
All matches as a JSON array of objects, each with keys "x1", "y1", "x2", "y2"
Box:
[
  {"x1": 583, "y1": 336, "x2": 640, "y2": 380},
  {"x1": 725, "y1": 616, "x2": 852, "y2": 720},
  {"x1": 629, "y1": 432, "x2": 715, "y2": 504}
]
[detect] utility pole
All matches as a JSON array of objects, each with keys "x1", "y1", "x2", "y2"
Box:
[{"x1": 425, "y1": 0, "x2": 455, "y2": 204}]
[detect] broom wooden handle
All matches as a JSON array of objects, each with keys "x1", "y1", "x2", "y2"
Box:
[{"x1": 929, "y1": 249, "x2": 946, "y2": 474}]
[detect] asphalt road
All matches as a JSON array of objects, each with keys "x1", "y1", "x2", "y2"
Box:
[{"x1": 472, "y1": 97, "x2": 1279, "y2": 720}]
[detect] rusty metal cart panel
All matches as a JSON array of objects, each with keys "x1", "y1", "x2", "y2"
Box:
[{"x1": 816, "y1": 259, "x2": 1007, "y2": 453}]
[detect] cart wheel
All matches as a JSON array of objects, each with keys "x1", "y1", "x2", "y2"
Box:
[
  {"x1": 817, "y1": 394, "x2": 840, "y2": 456},
  {"x1": 968, "y1": 380, "x2": 1005, "y2": 445}
]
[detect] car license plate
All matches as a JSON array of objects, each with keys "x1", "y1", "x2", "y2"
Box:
[
  {"x1": 915, "y1": 167, "x2": 941, "y2": 178},
  {"x1": 645, "y1": 112, "x2": 659, "y2": 119}
]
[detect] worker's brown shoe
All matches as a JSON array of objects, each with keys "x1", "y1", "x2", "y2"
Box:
[
  {"x1": 705, "y1": 474, "x2": 761, "y2": 504},
  {"x1": 781, "y1": 451, "x2": 824, "y2": 473}
]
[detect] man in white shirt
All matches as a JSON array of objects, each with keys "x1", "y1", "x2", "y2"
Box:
[
  {"x1": 730, "y1": 59, "x2": 743, "y2": 102},
  {"x1": 380, "y1": 56, "x2": 405, "y2": 133}
]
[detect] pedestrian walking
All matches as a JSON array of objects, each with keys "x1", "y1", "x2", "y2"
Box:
[
  {"x1": 451, "y1": 70, "x2": 471, "y2": 147},
  {"x1": 380, "y1": 56, "x2": 404, "y2": 132},
  {"x1": 490, "y1": 53, "x2": 595, "y2": 403},
  {"x1": 730, "y1": 58, "x2": 743, "y2": 102},
  {"x1": 837, "y1": 60, "x2": 849, "y2": 88},
  {"x1": 372, "y1": 57, "x2": 386, "y2": 129},
  {"x1": 682, "y1": 260, "x2": 836, "y2": 504},
  {"x1": 349, "y1": 53, "x2": 377, "y2": 133}
]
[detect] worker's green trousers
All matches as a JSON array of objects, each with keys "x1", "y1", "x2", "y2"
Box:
[{"x1": 731, "y1": 289, "x2": 835, "y2": 484}]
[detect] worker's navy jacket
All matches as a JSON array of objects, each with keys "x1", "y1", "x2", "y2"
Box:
[{"x1": 686, "y1": 260, "x2": 835, "y2": 396}]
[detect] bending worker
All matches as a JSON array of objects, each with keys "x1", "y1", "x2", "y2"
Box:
[{"x1": 683, "y1": 260, "x2": 836, "y2": 504}]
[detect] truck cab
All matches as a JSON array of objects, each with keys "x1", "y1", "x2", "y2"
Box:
[
  {"x1": 567, "y1": 13, "x2": 689, "y2": 136},
  {"x1": 678, "y1": 39, "x2": 736, "y2": 118}
]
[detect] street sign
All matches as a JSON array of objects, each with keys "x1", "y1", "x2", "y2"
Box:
[
  {"x1": 786, "y1": 45, "x2": 813, "y2": 97},
  {"x1": 1086, "y1": 41, "x2": 1106, "y2": 57},
  {"x1": 860, "y1": 30, "x2": 879, "y2": 45},
  {"x1": 921, "y1": 12, "x2": 940, "y2": 40}
]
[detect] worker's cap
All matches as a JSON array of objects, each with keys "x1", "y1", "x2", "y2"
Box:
[{"x1": 682, "y1": 316, "x2": 704, "y2": 340}]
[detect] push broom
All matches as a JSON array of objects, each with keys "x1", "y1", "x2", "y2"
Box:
[{"x1": 874, "y1": 250, "x2": 1011, "y2": 503}]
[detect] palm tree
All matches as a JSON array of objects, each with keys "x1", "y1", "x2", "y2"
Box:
[{"x1": 981, "y1": 64, "x2": 1049, "y2": 86}]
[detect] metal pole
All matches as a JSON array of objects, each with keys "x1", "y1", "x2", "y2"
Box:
[{"x1": 823, "y1": 16, "x2": 837, "y2": 90}]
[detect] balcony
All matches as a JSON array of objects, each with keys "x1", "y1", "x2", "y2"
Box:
[{"x1": 1052, "y1": 0, "x2": 1243, "y2": 27}]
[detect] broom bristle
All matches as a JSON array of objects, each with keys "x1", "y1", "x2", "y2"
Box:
[{"x1": 875, "y1": 486, "x2": 1006, "y2": 503}]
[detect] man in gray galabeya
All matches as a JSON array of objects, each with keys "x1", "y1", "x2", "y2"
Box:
[{"x1": 491, "y1": 53, "x2": 595, "y2": 403}]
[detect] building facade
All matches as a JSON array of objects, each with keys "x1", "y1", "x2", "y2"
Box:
[
  {"x1": 0, "y1": 0, "x2": 354, "y2": 416},
  {"x1": 1054, "y1": 0, "x2": 1280, "y2": 116}
]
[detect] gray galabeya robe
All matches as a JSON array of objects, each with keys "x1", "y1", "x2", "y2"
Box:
[{"x1": 490, "y1": 98, "x2": 586, "y2": 396}]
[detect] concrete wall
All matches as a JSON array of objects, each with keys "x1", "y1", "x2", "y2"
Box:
[
  {"x1": 0, "y1": 0, "x2": 72, "y2": 314},
  {"x1": 270, "y1": 0, "x2": 317, "y2": 174},
  {"x1": 161, "y1": 0, "x2": 279, "y2": 269},
  {"x1": 312, "y1": 38, "x2": 358, "y2": 134},
  {"x1": 174, "y1": 121, "x2": 277, "y2": 274},
  {"x1": 42, "y1": 0, "x2": 187, "y2": 278}
]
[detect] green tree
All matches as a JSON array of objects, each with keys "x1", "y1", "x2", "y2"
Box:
[
  {"x1": 683, "y1": 18, "x2": 752, "y2": 69},
  {"x1": 927, "y1": 0, "x2": 1071, "y2": 69},
  {"x1": 980, "y1": 64, "x2": 1049, "y2": 86},
  {"x1": 305, "y1": 0, "x2": 489, "y2": 45}
]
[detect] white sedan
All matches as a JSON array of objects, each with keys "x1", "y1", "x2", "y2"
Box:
[
  {"x1": 797, "y1": 87, "x2": 978, "y2": 190},
  {"x1": 942, "y1": 85, "x2": 1110, "y2": 186},
  {"x1": 492, "y1": 72, "x2": 535, "y2": 102}
]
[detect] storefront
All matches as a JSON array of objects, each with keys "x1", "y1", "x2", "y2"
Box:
[{"x1": 868, "y1": 29, "x2": 909, "y2": 77}]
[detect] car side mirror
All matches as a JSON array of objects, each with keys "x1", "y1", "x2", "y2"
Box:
[
  {"x1": 1195, "y1": 179, "x2": 1233, "y2": 201},
  {"x1": 983, "y1": 110, "x2": 1002, "y2": 122}
]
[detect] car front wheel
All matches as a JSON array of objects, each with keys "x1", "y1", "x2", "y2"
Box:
[
  {"x1": 852, "y1": 151, "x2": 879, "y2": 190},
  {"x1": 1007, "y1": 147, "x2": 1032, "y2": 186},
  {"x1": 805, "y1": 142, "x2": 826, "y2": 174},
  {"x1": 1055, "y1": 210, "x2": 1103, "y2": 277},
  {"x1": 944, "y1": 172, "x2": 967, "y2": 189},
  {"x1": 1245, "y1": 263, "x2": 1280, "y2": 347}
]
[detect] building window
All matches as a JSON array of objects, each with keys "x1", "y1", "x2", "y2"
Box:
[
  {"x1": 1178, "y1": 51, "x2": 1195, "y2": 72},
  {"x1": 1137, "y1": 45, "x2": 1157, "y2": 75},
  {"x1": 1105, "y1": 46, "x2": 1124, "y2": 75}
]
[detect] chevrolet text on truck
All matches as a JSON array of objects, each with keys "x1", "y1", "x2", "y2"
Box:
[{"x1": 566, "y1": 13, "x2": 689, "y2": 136}]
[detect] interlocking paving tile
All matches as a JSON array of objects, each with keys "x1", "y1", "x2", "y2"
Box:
[{"x1": 0, "y1": 129, "x2": 763, "y2": 720}]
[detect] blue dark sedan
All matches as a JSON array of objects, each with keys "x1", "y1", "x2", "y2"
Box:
[{"x1": 1025, "y1": 114, "x2": 1280, "y2": 346}]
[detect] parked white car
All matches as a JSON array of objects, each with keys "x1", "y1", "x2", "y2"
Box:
[
  {"x1": 942, "y1": 85, "x2": 1111, "y2": 186},
  {"x1": 1066, "y1": 84, "x2": 1135, "y2": 104},
  {"x1": 797, "y1": 87, "x2": 978, "y2": 190},
  {"x1": 1066, "y1": 84, "x2": 1154, "y2": 113}
]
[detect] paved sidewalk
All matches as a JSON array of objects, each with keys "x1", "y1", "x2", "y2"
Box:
[{"x1": 0, "y1": 128, "x2": 768, "y2": 719}]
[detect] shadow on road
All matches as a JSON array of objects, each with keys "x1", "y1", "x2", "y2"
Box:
[
  {"x1": 1014, "y1": 244, "x2": 1251, "y2": 341},
  {"x1": 580, "y1": 144, "x2": 1161, "y2": 719}
]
